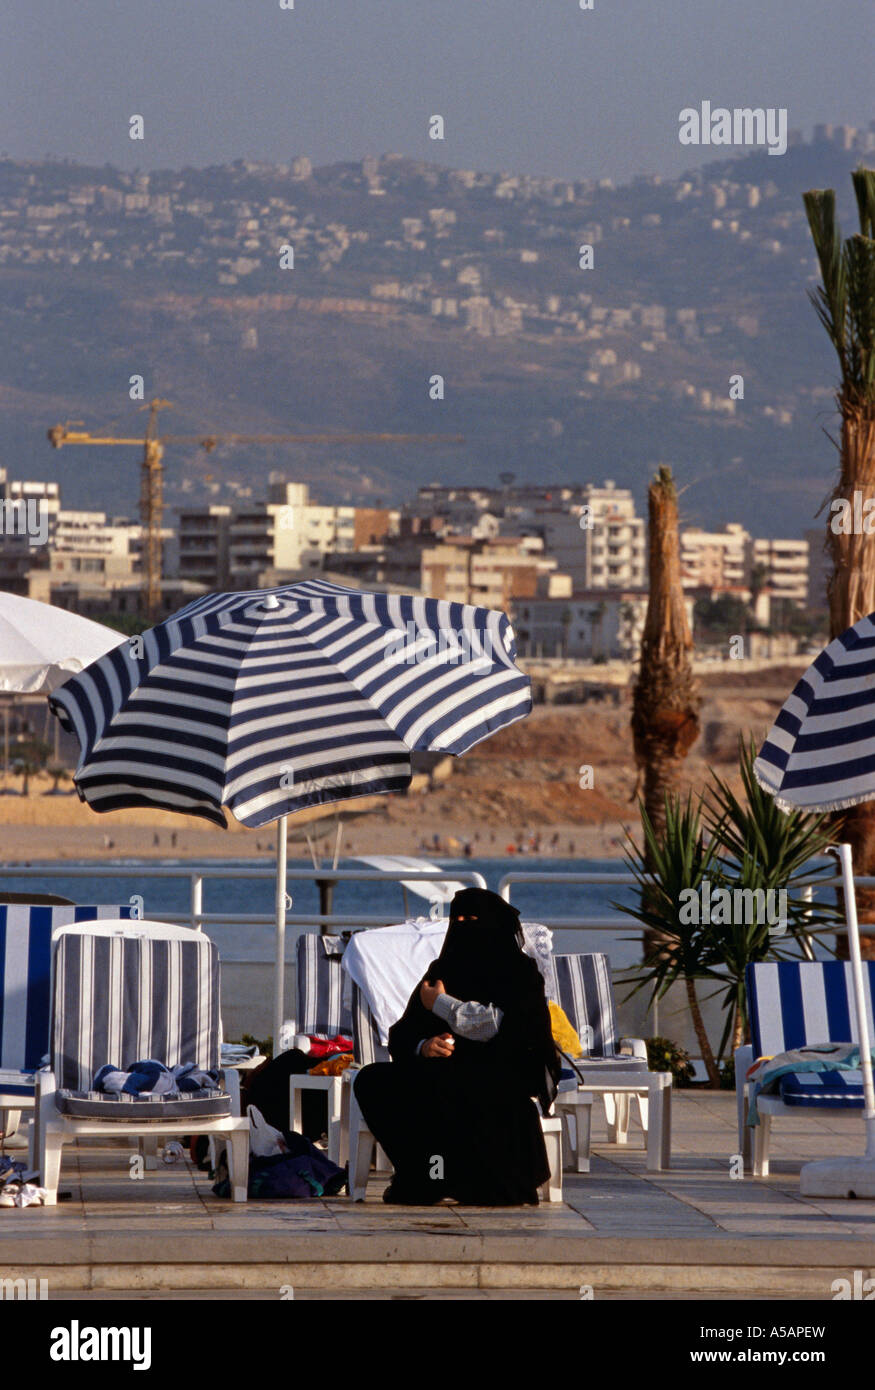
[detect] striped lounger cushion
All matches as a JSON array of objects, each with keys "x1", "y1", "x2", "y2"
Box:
[
  {"x1": 553, "y1": 952, "x2": 622, "y2": 1058},
  {"x1": 0, "y1": 904, "x2": 136, "y2": 1097},
  {"x1": 295, "y1": 933, "x2": 353, "y2": 1037},
  {"x1": 746, "y1": 960, "x2": 875, "y2": 1059},
  {"x1": 777, "y1": 1069, "x2": 866, "y2": 1108},
  {"x1": 56, "y1": 1088, "x2": 230, "y2": 1120},
  {"x1": 351, "y1": 982, "x2": 389, "y2": 1066},
  {"x1": 53, "y1": 928, "x2": 229, "y2": 1121}
]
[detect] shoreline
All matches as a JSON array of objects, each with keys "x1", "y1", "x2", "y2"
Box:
[{"x1": 0, "y1": 817, "x2": 631, "y2": 866}]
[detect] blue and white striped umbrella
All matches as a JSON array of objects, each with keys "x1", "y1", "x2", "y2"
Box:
[
  {"x1": 754, "y1": 611, "x2": 875, "y2": 813},
  {"x1": 49, "y1": 579, "x2": 531, "y2": 829},
  {"x1": 754, "y1": 613, "x2": 875, "y2": 1190}
]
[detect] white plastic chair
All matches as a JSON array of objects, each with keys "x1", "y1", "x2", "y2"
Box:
[{"x1": 35, "y1": 920, "x2": 250, "y2": 1203}]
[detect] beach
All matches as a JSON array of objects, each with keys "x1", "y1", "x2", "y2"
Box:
[{"x1": 0, "y1": 668, "x2": 799, "y2": 864}]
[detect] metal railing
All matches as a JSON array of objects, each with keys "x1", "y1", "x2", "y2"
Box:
[{"x1": 4, "y1": 859, "x2": 868, "y2": 1043}]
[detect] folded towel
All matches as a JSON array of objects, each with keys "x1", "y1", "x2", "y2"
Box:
[
  {"x1": 93, "y1": 1059, "x2": 220, "y2": 1099},
  {"x1": 747, "y1": 1043, "x2": 875, "y2": 1124}
]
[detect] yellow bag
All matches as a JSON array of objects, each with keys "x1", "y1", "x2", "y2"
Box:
[
  {"x1": 308, "y1": 1053, "x2": 354, "y2": 1076},
  {"x1": 549, "y1": 1001, "x2": 584, "y2": 1059}
]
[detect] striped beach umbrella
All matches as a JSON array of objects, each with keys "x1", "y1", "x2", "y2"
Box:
[
  {"x1": 49, "y1": 579, "x2": 531, "y2": 1040},
  {"x1": 754, "y1": 612, "x2": 875, "y2": 813},
  {"x1": 49, "y1": 579, "x2": 530, "y2": 826},
  {"x1": 754, "y1": 612, "x2": 875, "y2": 1196}
]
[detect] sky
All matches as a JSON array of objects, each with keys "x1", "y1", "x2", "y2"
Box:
[{"x1": 2, "y1": 0, "x2": 873, "y2": 182}]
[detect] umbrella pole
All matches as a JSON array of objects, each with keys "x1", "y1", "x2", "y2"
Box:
[
  {"x1": 274, "y1": 814, "x2": 288, "y2": 1054},
  {"x1": 838, "y1": 842, "x2": 875, "y2": 1146},
  {"x1": 800, "y1": 841, "x2": 875, "y2": 1195}
]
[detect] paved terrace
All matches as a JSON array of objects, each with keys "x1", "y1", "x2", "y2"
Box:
[{"x1": 2, "y1": 1093, "x2": 874, "y2": 1299}]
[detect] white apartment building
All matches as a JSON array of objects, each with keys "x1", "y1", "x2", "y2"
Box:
[
  {"x1": 681, "y1": 523, "x2": 749, "y2": 589},
  {"x1": 535, "y1": 480, "x2": 646, "y2": 591},
  {"x1": 224, "y1": 482, "x2": 358, "y2": 584},
  {"x1": 749, "y1": 536, "x2": 809, "y2": 604},
  {"x1": 513, "y1": 590, "x2": 650, "y2": 661},
  {"x1": 681, "y1": 523, "x2": 809, "y2": 608}
]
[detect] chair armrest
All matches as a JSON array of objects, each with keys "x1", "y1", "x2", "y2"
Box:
[
  {"x1": 34, "y1": 1067, "x2": 57, "y2": 1098},
  {"x1": 734, "y1": 1044, "x2": 754, "y2": 1156},
  {"x1": 734, "y1": 1044, "x2": 754, "y2": 1084},
  {"x1": 619, "y1": 1037, "x2": 648, "y2": 1062}
]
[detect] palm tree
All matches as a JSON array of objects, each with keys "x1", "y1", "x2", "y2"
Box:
[
  {"x1": 12, "y1": 738, "x2": 50, "y2": 797},
  {"x1": 631, "y1": 466, "x2": 702, "y2": 962},
  {"x1": 631, "y1": 467, "x2": 701, "y2": 840},
  {"x1": 803, "y1": 168, "x2": 875, "y2": 956}
]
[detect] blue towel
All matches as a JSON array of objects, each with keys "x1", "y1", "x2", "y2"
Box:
[{"x1": 93, "y1": 1060, "x2": 219, "y2": 1099}]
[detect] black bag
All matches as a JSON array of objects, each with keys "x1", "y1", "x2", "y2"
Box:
[{"x1": 242, "y1": 1049, "x2": 327, "y2": 1140}]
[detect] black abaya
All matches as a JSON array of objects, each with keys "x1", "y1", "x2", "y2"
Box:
[{"x1": 353, "y1": 889, "x2": 561, "y2": 1205}]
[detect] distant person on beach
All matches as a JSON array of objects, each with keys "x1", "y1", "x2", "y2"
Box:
[{"x1": 353, "y1": 887, "x2": 560, "y2": 1205}]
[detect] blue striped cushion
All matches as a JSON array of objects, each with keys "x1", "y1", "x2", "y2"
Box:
[
  {"x1": 56, "y1": 1087, "x2": 230, "y2": 1120},
  {"x1": 351, "y1": 981, "x2": 389, "y2": 1066},
  {"x1": 746, "y1": 961, "x2": 875, "y2": 1058},
  {"x1": 295, "y1": 933, "x2": 353, "y2": 1037},
  {"x1": 52, "y1": 928, "x2": 220, "y2": 1092},
  {"x1": 553, "y1": 953, "x2": 619, "y2": 1057},
  {"x1": 0, "y1": 905, "x2": 136, "y2": 1079},
  {"x1": 778, "y1": 1069, "x2": 865, "y2": 1108}
]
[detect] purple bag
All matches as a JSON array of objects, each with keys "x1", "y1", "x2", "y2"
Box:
[{"x1": 212, "y1": 1133, "x2": 347, "y2": 1199}]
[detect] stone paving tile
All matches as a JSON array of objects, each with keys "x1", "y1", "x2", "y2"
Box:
[{"x1": 2, "y1": 1093, "x2": 874, "y2": 1250}]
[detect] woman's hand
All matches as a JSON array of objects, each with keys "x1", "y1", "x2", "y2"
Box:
[
  {"x1": 421, "y1": 1032, "x2": 454, "y2": 1059},
  {"x1": 420, "y1": 977, "x2": 446, "y2": 1010}
]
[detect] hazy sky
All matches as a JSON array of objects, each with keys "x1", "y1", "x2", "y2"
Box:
[{"x1": 2, "y1": 0, "x2": 873, "y2": 182}]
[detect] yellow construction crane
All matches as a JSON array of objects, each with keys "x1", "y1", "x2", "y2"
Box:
[{"x1": 48, "y1": 398, "x2": 463, "y2": 620}]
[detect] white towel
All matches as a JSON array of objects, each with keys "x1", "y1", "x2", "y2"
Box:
[
  {"x1": 343, "y1": 918, "x2": 449, "y2": 1046},
  {"x1": 342, "y1": 918, "x2": 555, "y2": 1047}
]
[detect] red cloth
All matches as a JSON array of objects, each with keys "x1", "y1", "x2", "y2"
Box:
[{"x1": 305, "y1": 1034, "x2": 353, "y2": 1060}]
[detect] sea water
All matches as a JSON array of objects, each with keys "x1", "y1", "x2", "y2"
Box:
[
  {"x1": 0, "y1": 856, "x2": 646, "y2": 969},
  {"x1": 0, "y1": 855, "x2": 834, "y2": 973}
]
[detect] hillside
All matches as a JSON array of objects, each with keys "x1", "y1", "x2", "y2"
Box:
[{"x1": 0, "y1": 135, "x2": 869, "y2": 532}]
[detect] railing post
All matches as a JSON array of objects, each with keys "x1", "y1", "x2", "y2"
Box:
[{"x1": 190, "y1": 874, "x2": 203, "y2": 932}]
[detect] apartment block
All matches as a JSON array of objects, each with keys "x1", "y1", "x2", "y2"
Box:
[
  {"x1": 536, "y1": 480, "x2": 646, "y2": 591},
  {"x1": 512, "y1": 590, "x2": 657, "y2": 661}
]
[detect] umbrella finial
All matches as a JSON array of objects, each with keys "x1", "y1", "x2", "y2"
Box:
[{"x1": 261, "y1": 595, "x2": 281, "y2": 610}]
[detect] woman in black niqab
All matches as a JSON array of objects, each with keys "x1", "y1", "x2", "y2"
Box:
[{"x1": 353, "y1": 887, "x2": 561, "y2": 1205}]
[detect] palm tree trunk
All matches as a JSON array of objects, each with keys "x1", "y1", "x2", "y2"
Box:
[
  {"x1": 632, "y1": 468, "x2": 700, "y2": 835},
  {"x1": 632, "y1": 467, "x2": 701, "y2": 953},
  {"x1": 686, "y1": 977, "x2": 719, "y2": 1085},
  {"x1": 827, "y1": 411, "x2": 875, "y2": 959}
]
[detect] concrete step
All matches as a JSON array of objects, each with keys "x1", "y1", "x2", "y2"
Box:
[{"x1": 2, "y1": 1230, "x2": 870, "y2": 1296}]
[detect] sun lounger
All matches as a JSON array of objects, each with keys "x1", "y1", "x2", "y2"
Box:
[
  {"x1": 0, "y1": 902, "x2": 137, "y2": 1149},
  {"x1": 735, "y1": 960, "x2": 875, "y2": 1176},
  {"x1": 35, "y1": 919, "x2": 250, "y2": 1202},
  {"x1": 552, "y1": 953, "x2": 672, "y2": 1172},
  {"x1": 286, "y1": 933, "x2": 354, "y2": 1164}
]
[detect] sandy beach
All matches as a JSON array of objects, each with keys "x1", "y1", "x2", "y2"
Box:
[{"x1": 0, "y1": 669, "x2": 798, "y2": 865}]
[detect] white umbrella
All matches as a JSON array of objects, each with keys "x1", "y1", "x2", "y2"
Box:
[
  {"x1": 0, "y1": 592, "x2": 124, "y2": 694},
  {"x1": 755, "y1": 615, "x2": 875, "y2": 1196}
]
